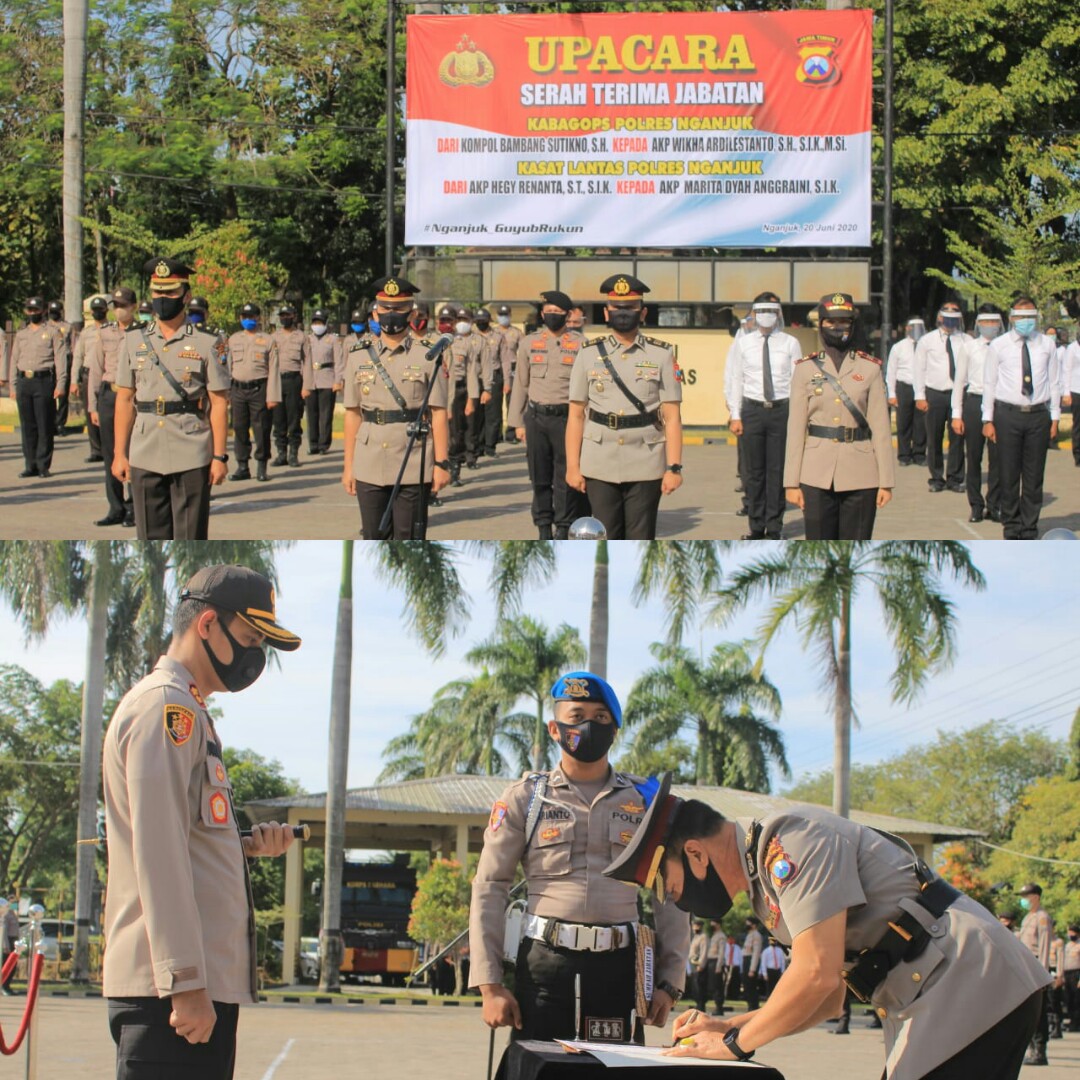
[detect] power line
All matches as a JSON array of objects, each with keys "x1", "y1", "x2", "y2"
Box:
[{"x1": 976, "y1": 839, "x2": 1080, "y2": 868}]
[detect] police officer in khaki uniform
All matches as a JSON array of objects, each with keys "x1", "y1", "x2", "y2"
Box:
[
  {"x1": 270, "y1": 304, "x2": 308, "y2": 467},
  {"x1": 1018, "y1": 883, "x2": 1055, "y2": 1065},
  {"x1": 408, "y1": 303, "x2": 430, "y2": 340},
  {"x1": 607, "y1": 774, "x2": 1050, "y2": 1079},
  {"x1": 472, "y1": 306, "x2": 511, "y2": 458},
  {"x1": 444, "y1": 305, "x2": 481, "y2": 485},
  {"x1": 470, "y1": 672, "x2": 689, "y2": 1046},
  {"x1": 566, "y1": 275, "x2": 684, "y2": 540},
  {"x1": 784, "y1": 293, "x2": 895, "y2": 539},
  {"x1": 496, "y1": 303, "x2": 523, "y2": 443},
  {"x1": 341, "y1": 276, "x2": 451, "y2": 539},
  {"x1": 69, "y1": 295, "x2": 109, "y2": 463},
  {"x1": 112, "y1": 258, "x2": 231, "y2": 539},
  {"x1": 103, "y1": 564, "x2": 300, "y2": 1080},
  {"x1": 302, "y1": 309, "x2": 342, "y2": 456},
  {"x1": 47, "y1": 300, "x2": 74, "y2": 434},
  {"x1": 2, "y1": 296, "x2": 69, "y2": 478},
  {"x1": 226, "y1": 303, "x2": 280, "y2": 483},
  {"x1": 86, "y1": 287, "x2": 138, "y2": 527},
  {"x1": 507, "y1": 290, "x2": 589, "y2": 538}
]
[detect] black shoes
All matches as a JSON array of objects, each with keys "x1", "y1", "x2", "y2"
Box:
[
  {"x1": 85, "y1": 454, "x2": 103, "y2": 463},
  {"x1": 742, "y1": 532, "x2": 766, "y2": 540},
  {"x1": 272, "y1": 452, "x2": 288, "y2": 467},
  {"x1": 123, "y1": 511, "x2": 135, "y2": 528},
  {"x1": 230, "y1": 464, "x2": 252, "y2": 481},
  {"x1": 968, "y1": 510, "x2": 984, "y2": 523},
  {"x1": 555, "y1": 526, "x2": 569, "y2": 540},
  {"x1": 736, "y1": 506, "x2": 749, "y2": 516},
  {"x1": 256, "y1": 461, "x2": 269, "y2": 482},
  {"x1": 18, "y1": 468, "x2": 39, "y2": 478},
  {"x1": 928, "y1": 481, "x2": 946, "y2": 492},
  {"x1": 947, "y1": 482, "x2": 965, "y2": 493},
  {"x1": 288, "y1": 449, "x2": 300, "y2": 467},
  {"x1": 95, "y1": 514, "x2": 124, "y2": 526},
  {"x1": 538, "y1": 525, "x2": 554, "y2": 540}
]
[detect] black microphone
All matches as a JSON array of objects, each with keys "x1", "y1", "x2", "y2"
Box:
[{"x1": 425, "y1": 333, "x2": 454, "y2": 361}]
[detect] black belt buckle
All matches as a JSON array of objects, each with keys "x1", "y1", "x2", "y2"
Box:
[
  {"x1": 607, "y1": 414, "x2": 619, "y2": 430},
  {"x1": 155, "y1": 397, "x2": 166, "y2": 416},
  {"x1": 842, "y1": 950, "x2": 887, "y2": 1003},
  {"x1": 843, "y1": 427, "x2": 856, "y2": 443},
  {"x1": 373, "y1": 408, "x2": 385, "y2": 424}
]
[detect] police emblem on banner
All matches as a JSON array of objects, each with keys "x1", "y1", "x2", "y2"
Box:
[
  {"x1": 439, "y1": 35, "x2": 495, "y2": 87},
  {"x1": 796, "y1": 35, "x2": 841, "y2": 87}
]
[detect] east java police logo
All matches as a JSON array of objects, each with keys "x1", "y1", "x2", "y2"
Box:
[
  {"x1": 439, "y1": 35, "x2": 495, "y2": 88},
  {"x1": 796, "y1": 35, "x2": 841, "y2": 87},
  {"x1": 562, "y1": 677, "x2": 591, "y2": 699}
]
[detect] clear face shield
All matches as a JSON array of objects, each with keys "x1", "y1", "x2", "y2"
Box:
[
  {"x1": 975, "y1": 315, "x2": 1003, "y2": 340},
  {"x1": 937, "y1": 308, "x2": 964, "y2": 335},
  {"x1": 1009, "y1": 308, "x2": 1039, "y2": 338},
  {"x1": 907, "y1": 319, "x2": 925, "y2": 342},
  {"x1": 751, "y1": 302, "x2": 784, "y2": 333}
]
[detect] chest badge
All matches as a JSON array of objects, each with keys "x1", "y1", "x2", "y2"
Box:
[{"x1": 209, "y1": 792, "x2": 229, "y2": 824}]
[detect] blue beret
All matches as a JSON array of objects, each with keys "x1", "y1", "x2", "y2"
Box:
[{"x1": 550, "y1": 671, "x2": 622, "y2": 728}]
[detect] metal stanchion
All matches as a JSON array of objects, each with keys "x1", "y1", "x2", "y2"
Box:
[{"x1": 24, "y1": 904, "x2": 43, "y2": 1080}]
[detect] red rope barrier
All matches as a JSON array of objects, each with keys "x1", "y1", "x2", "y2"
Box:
[
  {"x1": 0, "y1": 950, "x2": 18, "y2": 985},
  {"x1": 0, "y1": 952, "x2": 45, "y2": 1055}
]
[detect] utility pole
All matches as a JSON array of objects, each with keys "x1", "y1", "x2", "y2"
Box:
[{"x1": 62, "y1": 0, "x2": 88, "y2": 322}]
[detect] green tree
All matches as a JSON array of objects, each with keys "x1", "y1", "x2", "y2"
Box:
[
  {"x1": 407, "y1": 859, "x2": 471, "y2": 996},
  {"x1": 620, "y1": 642, "x2": 787, "y2": 790},
  {"x1": 715, "y1": 542, "x2": 985, "y2": 818}
]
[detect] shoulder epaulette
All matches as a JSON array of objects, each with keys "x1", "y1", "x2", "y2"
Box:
[
  {"x1": 582, "y1": 336, "x2": 606, "y2": 348},
  {"x1": 642, "y1": 334, "x2": 671, "y2": 349},
  {"x1": 795, "y1": 351, "x2": 823, "y2": 364},
  {"x1": 856, "y1": 350, "x2": 882, "y2": 365}
]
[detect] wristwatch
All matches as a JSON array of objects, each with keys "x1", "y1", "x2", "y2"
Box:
[
  {"x1": 656, "y1": 979, "x2": 683, "y2": 1005},
  {"x1": 434, "y1": 459, "x2": 450, "y2": 470},
  {"x1": 212, "y1": 453, "x2": 229, "y2": 463},
  {"x1": 723, "y1": 1028, "x2": 754, "y2": 1061},
  {"x1": 666, "y1": 463, "x2": 683, "y2": 474}
]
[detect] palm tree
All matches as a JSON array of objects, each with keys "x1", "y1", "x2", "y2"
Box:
[
  {"x1": 712, "y1": 542, "x2": 985, "y2": 817},
  {"x1": 620, "y1": 642, "x2": 788, "y2": 791},
  {"x1": 466, "y1": 617, "x2": 587, "y2": 772},
  {"x1": 0, "y1": 540, "x2": 290, "y2": 982},
  {"x1": 588, "y1": 541, "x2": 609, "y2": 678}
]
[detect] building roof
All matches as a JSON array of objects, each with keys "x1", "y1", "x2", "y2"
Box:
[{"x1": 247, "y1": 773, "x2": 981, "y2": 841}]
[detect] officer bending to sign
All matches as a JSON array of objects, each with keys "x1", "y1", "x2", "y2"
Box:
[
  {"x1": 469, "y1": 673, "x2": 690, "y2": 1045},
  {"x1": 605, "y1": 774, "x2": 1049, "y2": 1079},
  {"x1": 103, "y1": 565, "x2": 301, "y2": 1080}
]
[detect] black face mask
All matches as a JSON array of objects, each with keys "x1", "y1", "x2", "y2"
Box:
[
  {"x1": 542, "y1": 312, "x2": 568, "y2": 334},
  {"x1": 202, "y1": 617, "x2": 266, "y2": 692},
  {"x1": 475, "y1": 318, "x2": 491, "y2": 331},
  {"x1": 153, "y1": 295, "x2": 188, "y2": 322},
  {"x1": 608, "y1": 308, "x2": 641, "y2": 334},
  {"x1": 280, "y1": 316, "x2": 295, "y2": 328},
  {"x1": 821, "y1": 327, "x2": 853, "y2": 350},
  {"x1": 379, "y1": 310, "x2": 409, "y2": 335},
  {"x1": 555, "y1": 719, "x2": 615, "y2": 763},
  {"x1": 28, "y1": 313, "x2": 43, "y2": 323},
  {"x1": 675, "y1": 851, "x2": 733, "y2": 921}
]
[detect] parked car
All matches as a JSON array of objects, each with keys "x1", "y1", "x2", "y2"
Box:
[{"x1": 299, "y1": 936, "x2": 320, "y2": 983}]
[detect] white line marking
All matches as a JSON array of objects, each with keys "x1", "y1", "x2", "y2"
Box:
[
  {"x1": 957, "y1": 519, "x2": 982, "y2": 538},
  {"x1": 261, "y1": 1037, "x2": 296, "y2": 1080}
]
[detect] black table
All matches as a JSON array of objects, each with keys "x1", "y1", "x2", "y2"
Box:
[{"x1": 496, "y1": 1040, "x2": 786, "y2": 1080}]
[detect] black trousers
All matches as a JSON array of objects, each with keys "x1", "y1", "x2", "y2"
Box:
[
  {"x1": 109, "y1": 996, "x2": 239, "y2": 1080},
  {"x1": 692, "y1": 969, "x2": 710, "y2": 1012},
  {"x1": 995, "y1": 405, "x2": 1050, "y2": 539},
  {"x1": 586, "y1": 477, "x2": 663, "y2": 540},
  {"x1": 742, "y1": 399, "x2": 788, "y2": 536},
  {"x1": 511, "y1": 937, "x2": 640, "y2": 1044},
  {"x1": 357, "y1": 481, "x2": 427, "y2": 540},
  {"x1": 741, "y1": 960, "x2": 762, "y2": 1010},
  {"x1": 802, "y1": 484, "x2": 877, "y2": 540},
  {"x1": 1070, "y1": 393, "x2": 1080, "y2": 465},
  {"x1": 81, "y1": 368, "x2": 102, "y2": 457},
  {"x1": 449, "y1": 380, "x2": 477, "y2": 467},
  {"x1": 524, "y1": 406, "x2": 588, "y2": 529},
  {"x1": 55, "y1": 365, "x2": 71, "y2": 429},
  {"x1": 924, "y1": 387, "x2": 964, "y2": 485},
  {"x1": 98, "y1": 386, "x2": 132, "y2": 519},
  {"x1": 894, "y1": 380, "x2": 926, "y2": 464},
  {"x1": 961, "y1": 392, "x2": 999, "y2": 516},
  {"x1": 483, "y1": 370, "x2": 505, "y2": 453},
  {"x1": 231, "y1": 381, "x2": 270, "y2": 464},
  {"x1": 1064, "y1": 969, "x2": 1079, "y2": 1031},
  {"x1": 16, "y1": 371, "x2": 56, "y2": 472},
  {"x1": 272, "y1": 371, "x2": 304, "y2": 453},
  {"x1": 305, "y1": 387, "x2": 335, "y2": 453},
  {"x1": 131, "y1": 465, "x2": 211, "y2": 539}
]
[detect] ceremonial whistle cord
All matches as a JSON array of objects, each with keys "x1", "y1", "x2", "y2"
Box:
[{"x1": 0, "y1": 951, "x2": 45, "y2": 1055}]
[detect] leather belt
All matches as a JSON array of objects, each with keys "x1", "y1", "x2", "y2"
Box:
[
  {"x1": 529, "y1": 401, "x2": 569, "y2": 417},
  {"x1": 996, "y1": 400, "x2": 1048, "y2": 414},
  {"x1": 588, "y1": 408, "x2": 657, "y2": 430},
  {"x1": 743, "y1": 397, "x2": 789, "y2": 410},
  {"x1": 964, "y1": 390, "x2": 983, "y2": 398},
  {"x1": 231, "y1": 377, "x2": 267, "y2": 389},
  {"x1": 135, "y1": 398, "x2": 203, "y2": 415},
  {"x1": 361, "y1": 407, "x2": 422, "y2": 425},
  {"x1": 808, "y1": 423, "x2": 872, "y2": 443},
  {"x1": 280, "y1": 370, "x2": 302, "y2": 378},
  {"x1": 18, "y1": 368, "x2": 55, "y2": 380},
  {"x1": 523, "y1": 914, "x2": 635, "y2": 952},
  {"x1": 312, "y1": 363, "x2": 334, "y2": 371},
  {"x1": 842, "y1": 878, "x2": 960, "y2": 1003}
]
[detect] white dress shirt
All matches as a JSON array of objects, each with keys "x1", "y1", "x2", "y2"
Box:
[
  {"x1": 727, "y1": 329, "x2": 801, "y2": 420},
  {"x1": 886, "y1": 337, "x2": 916, "y2": 398},
  {"x1": 982, "y1": 330, "x2": 1061, "y2": 422},
  {"x1": 914, "y1": 328, "x2": 968, "y2": 398},
  {"x1": 718, "y1": 941, "x2": 743, "y2": 971},
  {"x1": 951, "y1": 335, "x2": 995, "y2": 417},
  {"x1": 1063, "y1": 342, "x2": 1080, "y2": 396},
  {"x1": 761, "y1": 943, "x2": 787, "y2": 975}
]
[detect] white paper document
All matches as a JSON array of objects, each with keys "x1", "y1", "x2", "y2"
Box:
[{"x1": 553, "y1": 1040, "x2": 769, "y2": 1068}]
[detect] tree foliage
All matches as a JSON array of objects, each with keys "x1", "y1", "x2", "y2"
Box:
[{"x1": 407, "y1": 858, "x2": 471, "y2": 994}]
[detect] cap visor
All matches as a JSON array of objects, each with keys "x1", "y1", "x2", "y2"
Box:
[
  {"x1": 235, "y1": 611, "x2": 302, "y2": 651},
  {"x1": 602, "y1": 773, "x2": 676, "y2": 887}
]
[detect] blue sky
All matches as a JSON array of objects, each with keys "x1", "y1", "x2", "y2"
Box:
[{"x1": 1, "y1": 542, "x2": 1077, "y2": 795}]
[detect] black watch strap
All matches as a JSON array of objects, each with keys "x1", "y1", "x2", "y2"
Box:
[
  {"x1": 212, "y1": 453, "x2": 229, "y2": 463},
  {"x1": 434, "y1": 459, "x2": 450, "y2": 470},
  {"x1": 723, "y1": 1028, "x2": 754, "y2": 1061},
  {"x1": 656, "y1": 979, "x2": 683, "y2": 1004},
  {"x1": 666, "y1": 463, "x2": 683, "y2": 474}
]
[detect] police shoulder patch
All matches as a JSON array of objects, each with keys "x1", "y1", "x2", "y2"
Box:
[
  {"x1": 164, "y1": 703, "x2": 196, "y2": 746},
  {"x1": 489, "y1": 800, "x2": 509, "y2": 833},
  {"x1": 764, "y1": 835, "x2": 798, "y2": 888}
]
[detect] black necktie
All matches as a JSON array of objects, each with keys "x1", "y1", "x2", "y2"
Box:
[
  {"x1": 762, "y1": 336, "x2": 774, "y2": 402},
  {"x1": 1022, "y1": 341, "x2": 1033, "y2": 398},
  {"x1": 946, "y1": 335, "x2": 955, "y2": 383}
]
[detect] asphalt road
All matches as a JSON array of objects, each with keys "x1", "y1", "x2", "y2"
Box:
[{"x1": 2, "y1": 430, "x2": 1078, "y2": 540}]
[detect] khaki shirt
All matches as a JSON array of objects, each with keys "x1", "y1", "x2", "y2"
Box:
[
  {"x1": 784, "y1": 349, "x2": 896, "y2": 492},
  {"x1": 444, "y1": 335, "x2": 481, "y2": 397},
  {"x1": 9, "y1": 321, "x2": 70, "y2": 383},
  {"x1": 689, "y1": 930, "x2": 710, "y2": 970},
  {"x1": 342, "y1": 335, "x2": 449, "y2": 486},
  {"x1": 87, "y1": 323, "x2": 134, "y2": 414},
  {"x1": 569, "y1": 333, "x2": 682, "y2": 483},
  {"x1": 473, "y1": 328, "x2": 511, "y2": 389},
  {"x1": 1019, "y1": 907, "x2": 1054, "y2": 970},
  {"x1": 740, "y1": 805, "x2": 1049, "y2": 1080},
  {"x1": 116, "y1": 323, "x2": 231, "y2": 475},
  {"x1": 468, "y1": 767, "x2": 690, "y2": 991},
  {"x1": 227, "y1": 330, "x2": 281, "y2": 401},
  {"x1": 743, "y1": 926, "x2": 764, "y2": 974},
  {"x1": 71, "y1": 321, "x2": 106, "y2": 382},
  {"x1": 271, "y1": 327, "x2": 309, "y2": 375},
  {"x1": 303, "y1": 333, "x2": 343, "y2": 391},
  {"x1": 1063, "y1": 937, "x2": 1080, "y2": 971},
  {"x1": 507, "y1": 329, "x2": 583, "y2": 426},
  {"x1": 102, "y1": 657, "x2": 255, "y2": 1003},
  {"x1": 498, "y1": 324, "x2": 523, "y2": 368}
]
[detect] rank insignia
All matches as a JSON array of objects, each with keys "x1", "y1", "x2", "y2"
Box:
[
  {"x1": 489, "y1": 800, "x2": 508, "y2": 833},
  {"x1": 209, "y1": 792, "x2": 229, "y2": 824},
  {"x1": 620, "y1": 802, "x2": 644, "y2": 814},
  {"x1": 189, "y1": 683, "x2": 207, "y2": 709},
  {"x1": 765, "y1": 837, "x2": 798, "y2": 887},
  {"x1": 540, "y1": 826, "x2": 562, "y2": 842},
  {"x1": 620, "y1": 830, "x2": 634, "y2": 845},
  {"x1": 214, "y1": 761, "x2": 227, "y2": 784},
  {"x1": 164, "y1": 704, "x2": 196, "y2": 746}
]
